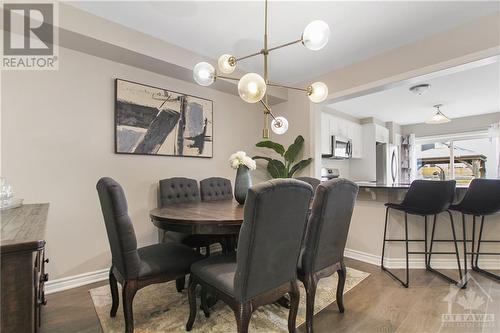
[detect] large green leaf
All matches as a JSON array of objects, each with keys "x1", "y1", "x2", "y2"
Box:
[
  {"x1": 267, "y1": 159, "x2": 286, "y2": 178},
  {"x1": 253, "y1": 156, "x2": 272, "y2": 162},
  {"x1": 256, "y1": 140, "x2": 285, "y2": 156},
  {"x1": 289, "y1": 158, "x2": 313, "y2": 177},
  {"x1": 284, "y1": 135, "x2": 304, "y2": 163}
]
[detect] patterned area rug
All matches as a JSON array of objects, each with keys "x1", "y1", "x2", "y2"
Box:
[{"x1": 90, "y1": 267, "x2": 369, "y2": 332}]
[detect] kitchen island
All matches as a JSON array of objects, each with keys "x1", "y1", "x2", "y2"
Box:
[{"x1": 345, "y1": 182, "x2": 500, "y2": 272}]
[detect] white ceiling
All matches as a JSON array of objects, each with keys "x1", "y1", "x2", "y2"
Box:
[
  {"x1": 69, "y1": 1, "x2": 499, "y2": 85},
  {"x1": 328, "y1": 62, "x2": 500, "y2": 125}
]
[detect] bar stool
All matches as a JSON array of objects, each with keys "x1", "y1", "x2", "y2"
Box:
[
  {"x1": 450, "y1": 178, "x2": 500, "y2": 281},
  {"x1": 381, "y1": 180, "x2": 462, "y2": 287}
]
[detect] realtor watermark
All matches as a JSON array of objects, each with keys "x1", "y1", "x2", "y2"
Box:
[
  {"x1": 1, "y1": 1, "x2": 58, "y2": 70},
  {"x1": 441, "y1": 274, "x2": 496, "y2": 328}
]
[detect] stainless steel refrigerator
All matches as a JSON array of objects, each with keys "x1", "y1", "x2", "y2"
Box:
[{"x1": 376, "y1": 143, "x2": 400, "y2": 184}]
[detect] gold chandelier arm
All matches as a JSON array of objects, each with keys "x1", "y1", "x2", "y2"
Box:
[
  {"x1": 260, "y1": 100, "x2": 277, "y2": 120},
  {"x1": 267, "y1": 82, "x2": 307, "y2": 92},
  {"x1": 216, "y1": 75, "x2": 240, "y2": 81},
  {"x1": 235, "y1": 50, "x2": 264, "y2": 62},
  {"x1": 267, "y1": 38, "x2": 303, "y2": 53}
]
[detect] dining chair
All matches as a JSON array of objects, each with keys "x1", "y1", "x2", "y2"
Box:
[
  {"x1": 200, "y1": 177, "x2": 233, "y2": 201},
  {"x1": 186, "y1": 179, "x2": 313, "y2": 333},
  {"x1": 381, "y1": 180, "x2": 461, "y2": 287},
  {"x1": 449, "y1": 178, "x2": 500, "y2": 281},
  {"x1": 295, "y1": 176, "x2": 321, "y2": 192},
  {"x1": 158, "y1": 177, "x2": 221, "y2": 291},
  {"x1": 298, "y1": 179, "x2": 359, "y2": 333},
  {"x1": 96, "y1": 177, "x2": 203, "y2": 333}
]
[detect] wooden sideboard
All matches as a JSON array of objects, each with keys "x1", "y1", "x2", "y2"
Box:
[{"x1": 1, "y1": 204, "x2": 49, "y2": 333}]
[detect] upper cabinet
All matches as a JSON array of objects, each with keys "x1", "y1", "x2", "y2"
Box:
[
  {"x1": 320, "y1": 112, "x2": 363, "y2": 158},
  {"x1": 374, "y1": 123, "x2": 389, "y2": 144}
]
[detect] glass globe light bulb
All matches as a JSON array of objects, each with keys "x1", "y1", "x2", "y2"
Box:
[
  {"x1": 271, "y1": 116, "x2": 289, "y2": 135},
  {"x1": 307, "y1": 82, "x2": 328, "y2": 103},
  {"x1": 238, "y1": 73, "x2": 266, "y2": 103},
  {"x1": 302, "y1": 20, "x2": 330, "y2": 51},
  {"x1": 218, "y1": 54, "x2": 236, "y2": 74},
  {"x1": 193, "y1": 62, "x2": 215, "y2": 86}
]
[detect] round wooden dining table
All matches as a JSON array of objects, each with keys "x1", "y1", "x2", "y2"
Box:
[{"x1": 149, "y1": 199, "x2": 244, "y2": 236}]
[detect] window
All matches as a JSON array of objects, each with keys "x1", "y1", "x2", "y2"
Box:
[{"x1": 415, "y1": 131, "x2": 498, "y2": 186}]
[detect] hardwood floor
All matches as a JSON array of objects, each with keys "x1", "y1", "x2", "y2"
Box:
[{"x1": 41, "y1": 259, "x2": 499, "y2": 333}]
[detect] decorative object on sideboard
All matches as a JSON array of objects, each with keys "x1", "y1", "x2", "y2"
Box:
[
  {"x1": 229, "y1": 151, "x2": 256, "y2": 204},
  {"x1": 426, "y1": 104, "x2": 451, "y2": 124},
  {"x1": 254, "y1": 135, "x2": 312, "y2": 178},
  {"x1": 0, "y1": 178, "x2": 23, "y2": 211},
  {"x1": 115, "y1": 79, "x2": 213, "y2": 158},
  {"x1": 192, "y1": 0, "x2": 330, "y2": 139}
]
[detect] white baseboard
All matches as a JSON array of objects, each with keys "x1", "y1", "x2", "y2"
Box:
[
  {"x1": 45, "y1": 249, "x2": 499, "y2": 295},
  {"x1": 344, "y1": 248, "x2": 500, "y2": 270},
  {"x1": 45, "y1": 268, "x2": 109, "y2": 295}
]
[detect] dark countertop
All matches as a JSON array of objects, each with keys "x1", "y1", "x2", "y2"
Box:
[{"x1": 355, "y1": 181, "x2": 469, "y2": 189}]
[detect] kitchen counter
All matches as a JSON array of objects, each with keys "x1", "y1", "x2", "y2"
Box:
[{"x1": 355, "y1": 181, "x2": 469, "y2": 189}]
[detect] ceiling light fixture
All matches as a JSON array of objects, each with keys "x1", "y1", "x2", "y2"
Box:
[
  {"x1": 192, "y1": 0, "x2": 330, "y2": 138},
  {"x1": 409, "y1": 84, "x2": 431, "y2": 96},
  {"x1": 426, "y1": 104, "x2": 451, "y2": 124}
]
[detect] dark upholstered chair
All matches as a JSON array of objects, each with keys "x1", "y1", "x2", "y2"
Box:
[
  {"x1": 381, "y1": 180, "x2": 460, "y2": 288},
  {"x1": 158, "y1": 177, "x2": 221, "y2": 291},
  {"x1": 200, "y1": 177, "x2": 233, "y2": 201},
  {"x1": 450, "y1": 178, "x2": 500, "y2": 281},
  {"x1": 298, "y1": 179, "x2": 359, "y2": 333},
  {"x1": 186, "y1": 179, "x2": 313, "y2": 333},
  {"x1": 295, "y1": 176, "x2": 321, "y2": 192},
  {"x1": 96, "y1": 177, "x2": 203, "y2": 333}
]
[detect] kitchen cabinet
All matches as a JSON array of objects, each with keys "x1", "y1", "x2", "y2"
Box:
[
  {"x1": 320, "y1": 111, "x2": 363, "y2": 158},
  {"x1": 375, "y1": 124, "x2": 389, "y2": 144}
]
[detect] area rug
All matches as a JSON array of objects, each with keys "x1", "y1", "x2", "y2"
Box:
[{"x1": 90, "y1": 267, "x2": 369, "y2": 332}]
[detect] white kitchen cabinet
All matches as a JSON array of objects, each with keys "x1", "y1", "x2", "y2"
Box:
[
  {"x1": 348, "y1": 122, "x2": 363, "y2": 158},
  {"x1": 321, "y1": 111, "x2": 363, "y2": 158},
  {"x1": 375, "y1": 124, "x2": 389, "y2": 144},
  {"x1": 321, "y1": 112, "x2": 332, "y2": 155}
]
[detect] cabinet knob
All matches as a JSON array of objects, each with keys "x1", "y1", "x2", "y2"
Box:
[{"x1": 44, "y1": 258, "x2": 49, "y2": 264}]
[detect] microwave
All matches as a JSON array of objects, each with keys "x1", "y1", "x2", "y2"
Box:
[{"x1": 322, "y1": 135, "x2": 352, "y2": 159}]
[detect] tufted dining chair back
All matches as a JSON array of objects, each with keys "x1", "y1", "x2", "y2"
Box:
[
  {"x1": 200, "y1": 177, "x2": 233, "y2": 201},
  {"x1": 159, "y1": 177, "x2": 200, "y2": 207}
]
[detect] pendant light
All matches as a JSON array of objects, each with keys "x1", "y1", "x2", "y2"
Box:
[{"x1": 426, "y1": 104, "x2": 451, "y2": 124}]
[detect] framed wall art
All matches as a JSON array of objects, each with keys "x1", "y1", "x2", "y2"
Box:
[{"x1": 115, "y1": 79, "x2": 213, "y2": 158}]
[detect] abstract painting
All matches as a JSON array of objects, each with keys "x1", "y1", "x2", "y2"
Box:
[{"x1": 115, "y1": 79, "x2": 213, "y2": 158}]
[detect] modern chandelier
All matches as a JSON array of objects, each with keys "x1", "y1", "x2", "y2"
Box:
[
  {"x1": 193, "y1": 0, "x2": 330, "y2": 138},
  {"x1": 426, "y1": 104, "x2": 451, "y2": 124}
]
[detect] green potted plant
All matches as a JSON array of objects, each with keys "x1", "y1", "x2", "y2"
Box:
[{"x1": 254, "y1": 135, "x2": 312, "y2": 178}]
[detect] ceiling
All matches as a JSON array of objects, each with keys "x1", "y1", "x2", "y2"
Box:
[
  {"x1": 69, "y1": 1, "x2": 499, "y2": 85},
  {"x1": 328, "y1": 61, "x2": 500, "y2": 125}
]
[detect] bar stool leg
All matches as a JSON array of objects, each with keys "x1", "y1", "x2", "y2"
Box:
[
  {"x1": 381, "y1": 207, "x2": 390, "y2": 269},
  {"x1": 448, "y1": 211, "x2": 463, "y2": 283},
  {"x1": 473, "y1": 215, "x2": 500, "y2": 281},
  {"x1": 461, "y1": 213, "x2": 468, "y2": 286},
  {"x1": 471, "y1": 215, "x2": 476, "y2": 268},
  {"x1": 424, "y1": 215, "x2": 428, "y2": 270},
  {"x1": 404, "y1": 212, "x2": 409, "y2": 288},
  {"x1": 475, "y1": 215, "x2": 483, "y2": 269},
  {"x1": 427, "y1": 214, "x2": 437, "y2": 269}
]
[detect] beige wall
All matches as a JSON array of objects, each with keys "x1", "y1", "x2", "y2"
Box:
[{"x1": 1, "y1": 46, "x2": 262, "y2": 280}]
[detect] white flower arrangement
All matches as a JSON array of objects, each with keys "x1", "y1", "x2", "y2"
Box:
[{"x1": 229, "y1": 151, "x2": 256, "y2": 170}]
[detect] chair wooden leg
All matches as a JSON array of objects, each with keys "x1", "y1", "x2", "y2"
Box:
[
  {"x1": 122, "y1": 280, "x2": 138, "y2": 333},
  {"x1": 176, "y1": 276, "x2": 185, "y2": 293},
  {"x1": 303, "y1": 274, "x2": 317, "y2": 333},
  {"x1": 200, "y1": 286, "x2": 210, "y2": 318},
  {"x1": 288, "y1": 280, "x2": 300, "y2": 333},
  {"x1": 186, "y1": 275, "x2": 198, "y2": 331},
  {"x1": 109, "y1": 269, "x2": 119, "y2": 317},
  {"x1": 234, "y1": 301, "x2": 252, "y2": 333},
  {"x1": 337, "y1": 263, "x2": 347, "y2": 313}
]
